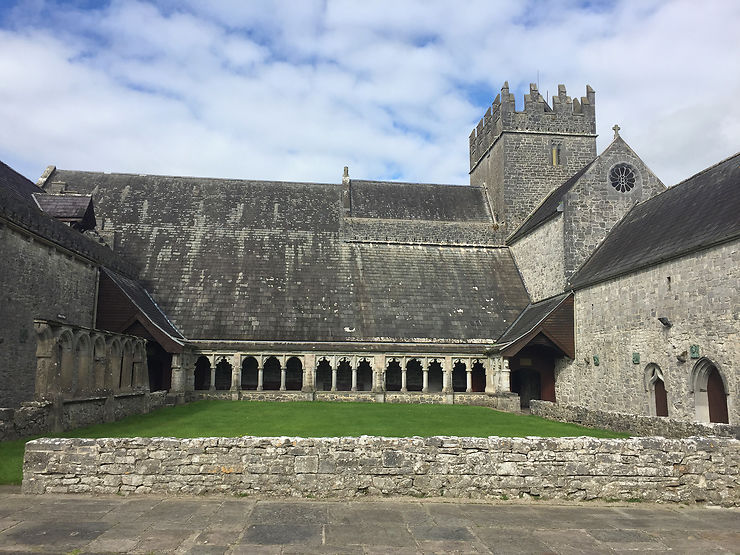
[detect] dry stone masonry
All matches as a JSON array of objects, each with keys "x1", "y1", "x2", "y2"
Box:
[{"x1": 23, "y1": 435, "x2": 740, "y2": 507}]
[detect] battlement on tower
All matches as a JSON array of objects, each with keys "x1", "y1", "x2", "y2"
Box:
[{"x1": 469, "y1": 82, "x2": 596, "y2": 169}]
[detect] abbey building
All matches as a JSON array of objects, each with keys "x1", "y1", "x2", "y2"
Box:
[{"x1": 1, "y1": 81, "x2": 737, "y2": 433}]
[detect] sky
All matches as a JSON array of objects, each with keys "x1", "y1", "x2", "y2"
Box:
[{"x1": 0, "y1": 0, "x2": 738, "y2": 187}]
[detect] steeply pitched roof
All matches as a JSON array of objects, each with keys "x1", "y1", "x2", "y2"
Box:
[
  {"x1": 496, "y1": 293, "x2": 570, "y2": 346},
  {"x1": 507, "y1": 161, "x2": 594, "y2": 244},
  {"x1": 0, "y1": 160, "x2": 43, "y2": 203},
  {"x1": 101, "y1": 268, "x2": 184, "y2": 345},
  {"x1": 570, "y1": 152, "x2": 740, "y2": 289},
  {"x1": 48, "y1": 168, "x2": 529, "y2": 343}
]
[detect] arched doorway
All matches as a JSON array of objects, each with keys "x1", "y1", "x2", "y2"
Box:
[
  {"x1": 508, "y1": 345, "x2": 556, "y2": 409},
  {"x1": 471, "y1": 361, "x2": 486, "y2": 392},
  {"x1": 691, "y1": 358, "x2": 729, "y2": 423},
  {"x1": 644, "y1": 364, "x2": 668, "y2": 417},
  {"x1": 316, "y1": 358, "x2": 332, "y2": 391},
  {"x1": 427, "y1": 360, "x2": 443, "y2": 392}
]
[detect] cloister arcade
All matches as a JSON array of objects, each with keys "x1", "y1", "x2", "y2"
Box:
[
  {"x1": 186, "y1": 352, "x2": 501, "y2": 396},
  {"x1": 34, "y1": 320, "x2": 149, "y2": 401}
]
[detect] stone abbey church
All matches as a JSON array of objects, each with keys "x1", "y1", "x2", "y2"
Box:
[{"x1": 1, "y1": 81, "x2": 738, "y2": 433}]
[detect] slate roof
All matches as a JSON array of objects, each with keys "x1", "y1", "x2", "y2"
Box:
[
  {"x1": 48, "y1": 169, "x2": 529, "y2": 343},
  {"x1": 570, "y1": 152, "x2": 740, "y2": 289},
  {"x1": 101, "y1": 267, "x2": 184, "y2": 344},
  {"x1": 0, "y1": 162, "x2": 136, "y2": 277},
  {"x1": 33, "y1": 193, "x2": 94, "y2": 220},
  {"x1": 349, "y1": 180, "x2": 491, "y2": 221},
  {"x1": 507, "y1": 161, "x2": 594, "y2": 244},
  {"x1": 0, "y1": 160, "x2": 43, "y2": 203},
  {"x1": 495, "y1": 293, "x2": 570, "y2": 347}
]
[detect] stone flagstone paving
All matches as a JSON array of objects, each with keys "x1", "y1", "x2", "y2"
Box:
[{"x1": 0, "y1": 487, "x2": 738, "y2": 553}]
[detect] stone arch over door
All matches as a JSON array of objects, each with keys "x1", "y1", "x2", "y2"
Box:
[
  {"x1": 690, "y1": 358, "x2": 729, "y2": 423},
  {"x1": 643, "y1": 363, "x2": 668, "y2": 417}
]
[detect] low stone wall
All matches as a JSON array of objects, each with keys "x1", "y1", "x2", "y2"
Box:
[
  {"x1": 190, "y1": 390, "x2": 520, "y2": 411},
  {"x1": 23, "y1": 435, "x2": 740, "y2": 506},
  {"x1": 531, "y1": 400, "x2": 739, "y2": 439},
  {"x1": 0, "y1": 391, "x2": 169, "y2": 441}
]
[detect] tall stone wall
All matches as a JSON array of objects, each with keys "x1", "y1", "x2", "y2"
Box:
[
  {"x1": 509, "y1": 214, "x2": 565, "y2": 302},
  {"x1": 559, "y1": 241, "x2": 739, "y2": 424},
  {"x1": 23, "y1": 435, "x2": 740, "y2": 506},
  {"x1": 562, "y1": 138, "x2": 665, "y2": 278},
  {"x1": 0, "y1": 224, "x2": 98, "y2": 408}
]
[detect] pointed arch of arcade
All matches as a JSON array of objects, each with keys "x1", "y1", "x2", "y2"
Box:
[
  {"x1": 285, "y1": 356, "x2": 303, "y2": 391},
  {"x1": 643, "y1": 363, "x2": 668, "y2": 417},
  {"x1": 241, "y1": 356, "x2": 259, "y2": 390},
  {"x1": 690, "y1": 358, "x2": 729, "y2": 424},
  {"x1": 262, "y1": 356, "x2": 281, "y2": 390},
  {"x1": 214, "y1": 357, "x2": 232, "y2": 390},
  {"x1": 194, "y1": 355, "x2": 211, "y2": 390},
  {"x1": 316, "y1": 357, "x2": 332, "y2": 391}
]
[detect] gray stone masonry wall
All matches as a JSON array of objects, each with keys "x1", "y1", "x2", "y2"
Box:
[
  {"x1": 0, "y1": 392, "x2": 168, "y2": 442},
  {"x1": 562, "y1": 138, "x2": 665, "y2": 279},
  {"x1": 469, "y1": 83, "x2": 597, "y2": 234},
  {"x1": 0, "y1": 224, "x2": 98, "y2": 408},
  {"x1": 509, "y1": 214, "x2": 565, "y2": 302},
  {"x1": 502, "y1": 134, "x2": 596, "y2": 234},
  {"x1": 559, "y1": 241, "x2": 739, "y2": 424},
  {"x1": 23, "y1": 435, "x2": 740, "y2": 506},
  {"x1": 531, "y1": 401, "x2": 739, "y2": 439}
]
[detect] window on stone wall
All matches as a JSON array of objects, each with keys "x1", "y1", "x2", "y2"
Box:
[
  {"x1": 609, "y1": 163, "x2": 637, "y2": 192},
  {"x1": 551, "y1": 143, "x2": 562, "y2": 166}
]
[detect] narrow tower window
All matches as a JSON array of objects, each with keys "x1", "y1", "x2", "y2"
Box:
[{"x1": 551, "y1": 144, "x2": 561, "y2": 166}]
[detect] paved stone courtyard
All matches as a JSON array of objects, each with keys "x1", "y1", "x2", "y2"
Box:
[{"x1": 0, "y1": 488, "x2": 738, "y2": 553}]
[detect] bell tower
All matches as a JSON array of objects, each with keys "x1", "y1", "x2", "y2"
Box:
[{"x1": 469, "y1": 82, "x2": 597, "y2": 233}]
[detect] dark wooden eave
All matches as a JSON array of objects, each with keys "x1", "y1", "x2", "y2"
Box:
[{"x1": 494, "y1": 292, "x2": 574, "y2": 358}]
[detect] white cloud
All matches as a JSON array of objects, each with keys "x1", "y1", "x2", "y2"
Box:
[{"x1": 0, "y1": 0, "x2": 738, "y2": 187}]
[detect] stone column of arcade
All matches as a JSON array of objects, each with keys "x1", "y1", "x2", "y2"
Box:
[
  {"x1": 442, "y1": 356, "x2": 453, "y2": 395},
  {"x1": 401, "y1": 359, "x2": 408, "y2": 393},
  {"x1": 422, "y1": 365, "x2": 429, "y2": 393},
  {"x1": 208, "y1": 354, "x2": 217, "y2": 392},
  {"x1": 302, "y1": 353, "x2": 315, "y2": 393},
  {"x1": 466, "y1": 367, "x2": 473, "y2": 393},
  {"x1": 280, "y1": 367, "x2": 287, "y2": 391},
  {"x1": 351, "y1": 365, "x2": 358, "y2": 391},
  {"x1": 257, "y1": 361, "x2": 264, "y2": 391},
  {"x1": 331, "y1": 366, "x2": 338, "y2": 392},
  {"x1": 230, "y1": 354, "x2": 241, "y2": 397}
]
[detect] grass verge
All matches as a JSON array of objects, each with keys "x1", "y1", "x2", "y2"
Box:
[{"x1": 0, "y1": 400, "x2": 628, "y2": 484}]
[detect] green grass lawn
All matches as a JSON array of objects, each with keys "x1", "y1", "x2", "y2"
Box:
[{"x1": 0, "y1": 400, "x2": 627, "y2": 485}]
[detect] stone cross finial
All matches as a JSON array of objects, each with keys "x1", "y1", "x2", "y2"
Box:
[{"x1": 612, "y1": 124, "x2": 621, "y2": 139}]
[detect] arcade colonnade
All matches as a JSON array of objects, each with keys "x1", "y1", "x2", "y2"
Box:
[{"x1": 169, "y1": 352, "x2": 514, "y2": 396}]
